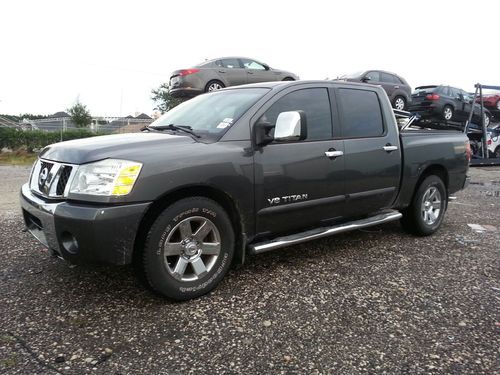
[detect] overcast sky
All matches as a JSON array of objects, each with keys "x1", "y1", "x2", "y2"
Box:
[{"x1": 1, "y1": 0, "x2": 499, "y2": 117}]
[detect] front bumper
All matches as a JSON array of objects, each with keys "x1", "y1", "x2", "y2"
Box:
[{"x1": 20, "y1": 184, "x2": 151, "y2": 265}]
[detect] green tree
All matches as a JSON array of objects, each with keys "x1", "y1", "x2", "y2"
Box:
[
  {"x1": 151, "y1": 83, "x2": 185, "y2": 114},
  {"x1": 67, "y1": 101, "x2": 92, "y2": 128}
]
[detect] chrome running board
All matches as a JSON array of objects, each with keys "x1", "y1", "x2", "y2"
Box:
[{"x1": 248, "y1": 210, "x2": 402, "y2": 254}]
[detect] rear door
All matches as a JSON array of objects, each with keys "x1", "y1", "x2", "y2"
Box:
[
  {"x1": 215, "y1": 58, "x2": 247, "y2": 86},
  {"x1": 253, "y1": 86, "x2": 345, "y2": 236},
  {"x1": 240, "y1": 58, "x2": 276, "y2": 83},
  {"x1": 336, "y1": 86, "x2": 401, "y2": 217}
]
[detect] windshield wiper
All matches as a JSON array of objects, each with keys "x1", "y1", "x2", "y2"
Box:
[{"x1": 142, "y1": 124, "x2": 200, "y2": 138}]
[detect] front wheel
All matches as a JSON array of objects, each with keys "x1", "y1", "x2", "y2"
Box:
[
  {"x1": 143, "y1": 197, "x2": 234, "y2": 300},
  {"x1": 495, "y1": 146, "x2": 500, "y2": 158},
  {"x1": 400, "y1": 175, "x2": 447, "y2": 236}
]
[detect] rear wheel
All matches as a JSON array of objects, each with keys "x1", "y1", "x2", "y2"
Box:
[
  {"x1": 282, "y1": 77, "x2": 295, "y2": 81},
  {"x1": 393, "y1": 96, "x2": 406, "y2": 110},
  {"x1": 442, "y1": 105, "x2": 454, "y2": 121},
  {"x1": 143, "y1": 197, "x2": 234, "y2": 300},
  {"x1": 205, "y1": 80, "x2": 225, "y2": 92},
  {"x1": 401, "y1": 175, "x2": 447, "y2": 236}
]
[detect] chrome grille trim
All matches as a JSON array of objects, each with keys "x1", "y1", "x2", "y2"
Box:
[{"x1": 30, "y1": 159, "x2": 78, "y2": 198}]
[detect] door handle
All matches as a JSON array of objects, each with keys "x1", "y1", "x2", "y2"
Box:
[
  {"x1": 247, "y1": 71, "x2": 254, "y2": 74},
  {"x1": 325, "y1": 150, "x2": 344, "y2": 158},
  {"x1": 383, "y1": 145, "x2": 398, "y2": 152},
  {"x1": 218, "y1": 70, "x2": 226, "y2": 73}
]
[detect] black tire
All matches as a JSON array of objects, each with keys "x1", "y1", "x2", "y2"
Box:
[
  {"x1": 484, "y1": 113, "x2": 491, "y2": 127},
  {"x1": 442, "y1": 105, "x2": 454, "y2": 121},
  {"x1": 282, "y1": 77, "x2": 295, "y2": 81},
  {"x1": 393, "y1": 96, "x2": 406, "y2": 110},
  {"x1": 204, "y1": 80, "x2": 225, "y2": 93},
  {"x1": 143, "y1": 197, "x2": 234, "y2": 301},
  {"x1": 400, "y1": 175, "x2": 447, "y2": 236}
]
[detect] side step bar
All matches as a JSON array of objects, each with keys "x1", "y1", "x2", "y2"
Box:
[{"x1": 248, "y1": 210, "x2": 402, "y2": 255}]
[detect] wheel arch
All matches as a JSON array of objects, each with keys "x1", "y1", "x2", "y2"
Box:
[
  {"x1": 133, "y1": 184, "x2": 246, "y2": 268},
  {"x1": 413, "y1": 164, "x2": 449, "y2": 200},
  {"x1": 205, "y1": 79, "x2": 226, "y2": 92}
]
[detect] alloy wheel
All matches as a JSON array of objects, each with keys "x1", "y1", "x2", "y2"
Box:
[
  {"x1": 443, "y1": 107, "x2": 453, "y2": 120},
  {"x1": 163, "y1": 216, "x2": 221, "y2": 282},
  {"x1": 208, "y1": 82, "x2": 223, "y2": 91},
  {"x1": 421, "y1": 187, "x2": 442, "y2": 225},
  {"x1": 395, "y1": 97, "x2": 405, "y2": 110}
]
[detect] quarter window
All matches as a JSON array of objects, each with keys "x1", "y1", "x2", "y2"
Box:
[
  {"x1": 338, "y1": 89, "x2": 384, "y2": 138},
  {"x1": 260, "y1": 88, "x2": 333, "y2": 141}
]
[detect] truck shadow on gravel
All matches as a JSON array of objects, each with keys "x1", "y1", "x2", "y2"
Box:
[{"x1": 32, "y1": 221, "x2": 410, "y2": 303}]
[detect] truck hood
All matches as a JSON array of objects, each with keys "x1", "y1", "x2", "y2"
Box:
[{"x1": 39, "y1": 132, "x2": 196, "y2": 164}]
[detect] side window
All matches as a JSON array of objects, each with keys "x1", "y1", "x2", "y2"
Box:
[
  {"x1": 437, "y1": 86, "x2": 448, "y2": 96},
  {"x1": 259, "y1": 88, "x2": 333, "y2": 141},
  {"x1": 380, "y1": 72, "x2": 394, "y2": 83},
  {"x1": 449, "y1": 87, "x2": 460, "y2": 98},
  {"x1": 338, "y1": 89, "x2": 384, "y2": 138},
  {"x1": 221, "y1": 58, "x2": 241, "y2": 69},
  {"x1": 241, "y1": 59, "x2": 266, "y2": 70},
  {"x1": 215, "y1": 60, "x2": 223, "y2": 67},
  {"x1": 365, "y1": 71, "x2": 380, "y2": 82}
]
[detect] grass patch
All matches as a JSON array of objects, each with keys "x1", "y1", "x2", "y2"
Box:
[
  {"x1": 0, "y1": 354, "x2": 18, "y2": 368},
  {"x1": 0, "y1": 150, "x2": 37, "y2": 166}
]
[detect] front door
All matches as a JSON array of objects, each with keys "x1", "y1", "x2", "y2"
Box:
[
  {"x1": 253, "y1": 86, "x2": 345, "y2": 236},
  {"x1": 240, "y1": 58, "x2": 276, "y2": 83}
]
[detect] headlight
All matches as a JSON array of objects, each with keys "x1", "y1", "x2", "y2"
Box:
[{"x1": 69, "y1": 159, "x2": 142, "y2": 196}]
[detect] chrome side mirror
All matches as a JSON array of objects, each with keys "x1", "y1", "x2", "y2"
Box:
[{"x1": 274, "y1": 111, "x2": 307, "y2": 142}]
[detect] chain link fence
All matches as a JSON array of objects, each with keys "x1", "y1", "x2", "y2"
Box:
[{"x1": 17, "y1": 117, "x2": 154, "y2": 134}]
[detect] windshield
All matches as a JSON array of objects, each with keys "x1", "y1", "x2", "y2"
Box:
[{"x1": 150, "y1": 88, "x2": 268, "y2": 138}]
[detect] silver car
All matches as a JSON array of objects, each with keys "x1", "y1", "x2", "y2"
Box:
[{"x1": 169, "y1": 57, "x2": 299, "y2": 97}]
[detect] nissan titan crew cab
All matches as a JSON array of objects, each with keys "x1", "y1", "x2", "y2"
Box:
[{"x1": 20, "y1": 81, "x2": 470, "y2": 300}]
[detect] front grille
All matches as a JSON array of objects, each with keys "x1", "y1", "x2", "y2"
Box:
[
  {"x1": 30, "y1": 159, "x2": 76, "y2": 198},
  {"x1": 56, "y1": 166, "x2": 73, "y2": 195}
]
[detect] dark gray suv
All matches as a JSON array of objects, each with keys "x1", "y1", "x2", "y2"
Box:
[
  {"x1": 169, "y1": 57, "x2": 299, "y2": 97},
  {"x1": 340, "y1": 70, "x2": 412, "y2": 110}
]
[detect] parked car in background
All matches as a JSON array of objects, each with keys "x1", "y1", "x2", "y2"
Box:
[
  {"x1": 338, "y1": 70, "x2": 411, "y2": 110},
  {"x1": 467, "y1": 126, "x2": 500, "y2": 158},
  {"x1": 169, "y1": 57, "x2": 299, "y2": 97},
  {"x1": 475, "y1": 93, "x2": 500, "y2": 111},
  {"x1": 408, "y1": 85, "x2": 492, "y2": 127}
]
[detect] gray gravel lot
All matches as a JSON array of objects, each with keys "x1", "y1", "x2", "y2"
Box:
[{"x1": 0, "y1": 165, "x2": 499, "y2": 374}]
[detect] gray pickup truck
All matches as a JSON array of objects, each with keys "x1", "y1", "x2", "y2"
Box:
[{"x1": 20, "y1": 81, "x2": 470, "y2": 300}]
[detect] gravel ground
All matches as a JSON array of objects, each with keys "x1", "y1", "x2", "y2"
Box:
[{"x1": 0, "y1": 165, "x2": 499, "y2": 374}]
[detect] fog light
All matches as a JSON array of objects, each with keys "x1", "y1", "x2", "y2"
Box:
[{"x1": 61, "y1": 232, "x2": 79, "y2": 254}]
